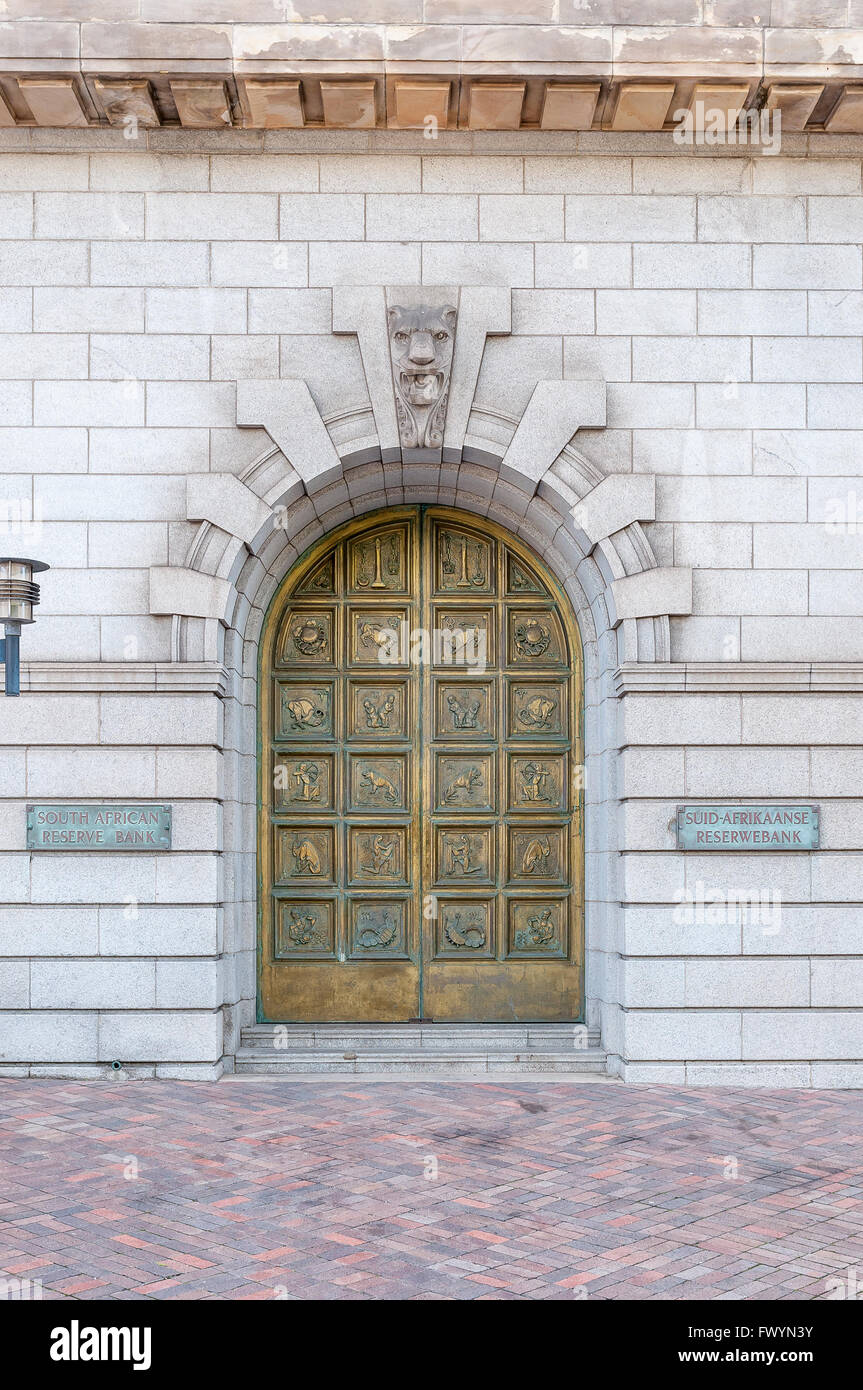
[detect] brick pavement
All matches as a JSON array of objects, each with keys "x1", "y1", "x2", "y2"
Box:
[{"x1": 0, "y1": 1080, "x2": 861, "y2": 1301}]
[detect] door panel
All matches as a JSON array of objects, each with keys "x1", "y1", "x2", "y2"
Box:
[
  {"x1": 420, "y1": 510, "x2": 581, "y2": 1022},
  {"x1": 260, "y1": 513, "x2": 421, "y2": 1022},
  {"x1": 259, "y1": 505, "x2": 583, "y2": 1023}
]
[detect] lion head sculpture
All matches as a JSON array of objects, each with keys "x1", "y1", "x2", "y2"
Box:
[{"x1": 387, "y1": 302, "x2": 457, "y2": 450}]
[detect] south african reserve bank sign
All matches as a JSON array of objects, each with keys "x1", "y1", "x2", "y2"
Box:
[
  {"x1": 677, "y1": 804, "x2": 819, "y2": 851},
  {"x1": 27, "y1": 805, "x2": 172, "y2": 851}
]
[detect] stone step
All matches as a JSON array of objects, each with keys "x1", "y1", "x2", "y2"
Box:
[
  {"x1": 240, "y1": 1022, "x2": 600, "y2": 1050},
  {"x1": 234, "y1": 1049, "x2": 609, "y2": 1075},
  {"x1": 236, "y1": 1022, "x2": 608, "y2": 1075}
]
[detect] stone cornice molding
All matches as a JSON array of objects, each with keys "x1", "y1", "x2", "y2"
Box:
[
  {"x1": 22, "y1": 661, "x2": 863, "y2": 699},
  {"x1": 0, "y1": 15, "x2": 860, "y2": 134},
  {"x1": 18, "y1": 661, "x2": 230, "y2": 696},
  {"x1": 614, "y1": 662, "x2": 863, "y2": 695}
]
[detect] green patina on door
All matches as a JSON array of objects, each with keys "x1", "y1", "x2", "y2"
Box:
[{"x1": 258, "y1": 505, "x2": 584, "y2": 1022}]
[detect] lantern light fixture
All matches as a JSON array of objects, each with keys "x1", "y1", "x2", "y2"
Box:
[{"x1": 0, "y1": 557, "x2": 49, "y2": 697}]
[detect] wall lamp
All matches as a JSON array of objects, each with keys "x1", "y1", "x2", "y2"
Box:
[{"x1": 0, "y1": 558, "x2": 49, "y2": 697}]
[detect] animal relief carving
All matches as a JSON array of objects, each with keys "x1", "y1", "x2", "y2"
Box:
[
  {"x1": 360, "y1": 768, "x2": 400, "y2": 803},
  {"x1": 443, "y1": 766, "x2": 482, "y2": 804},
  {"x1": 516, "y1": 690, "x2": 557, "y2": 730},
  {"x1": 355, "y1": 908, "x2": 398, "y2": 951},
  {"x1": 443, "y1": 907, "x2": 487, "y2": 951},
  {"x1": 292, "y1": 615, "x2": 329, "y2": 657},
  {"x1": 388, "y1": 302, "x2": 457, "y2": 449}
]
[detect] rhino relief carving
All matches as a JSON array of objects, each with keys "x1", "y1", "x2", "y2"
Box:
[{"x1": 388, "y1": 301, "x2": 457, "y2": 449}]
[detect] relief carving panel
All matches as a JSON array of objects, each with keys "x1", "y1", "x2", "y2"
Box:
[
  {"x1": 349, "y1": 900, "x2": 409, "y2": 959},
  {"x1": 348, "y1": 608, "x2": 410, "y2": 668},
  {"x1": 348, "y1": 827, "x2": 410, "y2": 886},
  {"x1": 508, "y1": 754, "x2": 568, "y2": 812},
  {"x1": 433, "y1": 606, "x2": 494, "y2": 669},
  {"x1": 435, "y1": 528, "x2": 493, "y2": 594},
  {"x1": 507, "y1": 826, "x2": 567, "y2": 885},
  {"x1": 435, "y1": 753, "x2": 495, "y2": 813},
  {"x1": 348, "y1": 526, "x2": 408, "y2": 595},
  {"x1": 507, "y1": 679, "x2": 568, "y2": 739},
  {"x1": 349, "y1": 753, "x2": 408, "y2": 812},
  {"x1": 276, "y1": 682, "x2": 335, "y2": 739},
  {"x1": 275, "y1": 900, "x2": 336, "y2": 958},
  {"x1": 434, "y1": 826, "x2": 494, "y2": 887},
  {"x1": 274, "y1": 753, "x2": 334, "y2": 811},
  {"x1": 434, "y1": 679, "x2": 495, "y2": 739},
  {"x1": 297, "y1": 554, "x2": 336, "y2": 596},
  {"x1": 274, "y1": 826, "x2": 336, "y2": 885},
  {"x1": 507, "y1": 609, "x2": 566, "y2": 666},
  {"x1": 435, "y1": 898, "x2": 495, "y2": 959},
  {"x1": 507, "y1": 899, "x2": 568, "y2": 959},
  {"x1": 347, "y1": 680, "x2": 409, "y2": 739},
  {"x1": 280, "y1": 608, "x2": 335, "y2": 664}
]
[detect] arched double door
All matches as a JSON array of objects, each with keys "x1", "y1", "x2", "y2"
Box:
[{"x1": 258, "y1": 506, "x2": 584, "y2": 1022}]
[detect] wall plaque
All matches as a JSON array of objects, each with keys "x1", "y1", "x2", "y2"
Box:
[
  {"x1": 676, "y1": 804, "x2": 819, "y2": 851},
  {"x1": 27, "y1": 804, "x2": 172, "y2": 851}
]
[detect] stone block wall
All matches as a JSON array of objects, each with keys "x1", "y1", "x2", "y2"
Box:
[
  {"x1": 614, "y1": 685, "x2": 863, "y2": 1084},
  {"x1": 0, "y1": 128, "x2": 860, "y2": 1081}
]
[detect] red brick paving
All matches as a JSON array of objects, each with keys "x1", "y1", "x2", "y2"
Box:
[{"x1": 0, "y1": 1080, "x2": 861, "y2": 1300}]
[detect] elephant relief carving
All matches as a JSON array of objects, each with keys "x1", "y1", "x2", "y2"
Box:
[{"x1": 388, "y1": 302, "x2": 457, "y2": 449}]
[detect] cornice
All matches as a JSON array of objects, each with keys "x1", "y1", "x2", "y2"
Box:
[{"x1": 0, "y1": 16, "x2": 860, "y2": 134}]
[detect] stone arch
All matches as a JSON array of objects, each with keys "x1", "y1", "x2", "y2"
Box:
[
  {"x1": 154, "y1": 416, "x2": 686, "y2": 671},
  {"x1": 144, "y1": 308, "x2": 692, "y2": 1057},
  {"x1": 151, "y1": 284, "x2": 691, "y2": 672}
]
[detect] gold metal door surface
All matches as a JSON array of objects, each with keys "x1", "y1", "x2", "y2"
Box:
[{"x1": 258, "y1": 506, "x2": 584, "y2": 1023}]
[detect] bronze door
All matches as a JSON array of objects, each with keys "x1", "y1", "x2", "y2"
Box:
[{"x1": 258, "y1": 506, "x2": 583, "y2": 1023}]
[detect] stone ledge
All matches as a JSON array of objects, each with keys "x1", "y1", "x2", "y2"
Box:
[
  {"x1": 615, "y1": 662, "x2": 863, "y2": 695},
  {"x1": 19, "y1": 662, "x2": 230, "y2": 696}
]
